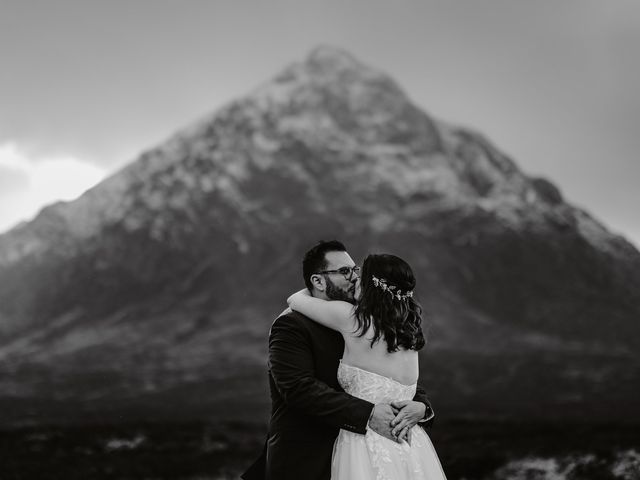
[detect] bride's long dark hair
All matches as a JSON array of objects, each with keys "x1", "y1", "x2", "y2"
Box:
[{"x1": 354, "y1": 254, "x2": 425, "y2": 353}]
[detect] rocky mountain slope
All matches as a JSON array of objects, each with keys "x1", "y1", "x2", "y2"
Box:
[{"x1": 1, "y1": 46, "x2": 638, "y2": 427}]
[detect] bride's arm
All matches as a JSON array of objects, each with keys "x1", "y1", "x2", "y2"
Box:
[{"x1": 287, "y1": 289, "x2": 356, "y2": 333}]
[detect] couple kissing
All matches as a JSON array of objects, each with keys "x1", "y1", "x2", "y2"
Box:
[{"x1": 243, "y1": 240, "x2": 446, "y2": 480}]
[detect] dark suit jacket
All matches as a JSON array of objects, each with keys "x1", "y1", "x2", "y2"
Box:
[{"x1": 242, "y1": 310, "x2": 433, "y2": 480}]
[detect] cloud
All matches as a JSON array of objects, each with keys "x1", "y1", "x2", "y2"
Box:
[
  {"x1": 0, "y1": 164, "x2": 30, "y2": 195},
  {"x1": 0, "y1": 142, "x2": 107, "y2": 234}
]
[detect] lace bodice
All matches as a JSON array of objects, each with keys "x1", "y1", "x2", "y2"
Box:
[
  {"x1": 333, "y1": 362, "x2": 447, "y2": 480},
  {"x1": 337, "y1": 361, "x2": 417, "y2": 404}
]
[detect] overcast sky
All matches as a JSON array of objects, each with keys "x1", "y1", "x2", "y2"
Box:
[{"x1": 1, "y1": 0, "x2": 638, "y2": 247}]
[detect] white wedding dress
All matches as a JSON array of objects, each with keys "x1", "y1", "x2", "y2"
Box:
[{"x1": 332, "y1": 361, "x2": 447, "y2": 480}]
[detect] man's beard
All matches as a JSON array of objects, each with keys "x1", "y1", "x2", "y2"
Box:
[{"x1": 325, "y1": 277, "x2": 356, "y2": 304}]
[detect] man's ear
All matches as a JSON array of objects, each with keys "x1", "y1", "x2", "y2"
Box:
[{"x1": 310, "y1": 274, "x2": 326, "y2": 292}]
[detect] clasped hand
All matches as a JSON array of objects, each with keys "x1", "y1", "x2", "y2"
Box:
[{"x1": 368, "y1": 401, "x2": 426, "y2": 445}]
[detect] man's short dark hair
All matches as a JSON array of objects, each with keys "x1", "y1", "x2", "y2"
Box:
[{"x1": 302, "y1": 240, "x2": 347, "y2": 291}]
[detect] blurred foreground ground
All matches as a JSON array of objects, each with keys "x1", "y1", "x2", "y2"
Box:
[{"x1": 1, "y1": 420, "x2": 639, "y2": 479}]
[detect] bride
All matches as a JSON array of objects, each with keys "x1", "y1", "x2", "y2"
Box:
[{"x1": 287, "y1": 253, "x2": 447, "y2": 480}]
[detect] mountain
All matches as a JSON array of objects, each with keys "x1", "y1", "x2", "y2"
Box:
[{"x1": 0, "y1": 46, "x2": 639, "y2": 427}]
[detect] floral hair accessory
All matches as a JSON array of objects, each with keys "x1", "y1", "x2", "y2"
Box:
[{"x1": 371, "y1": 275, "x2": 414, "y2": 301}]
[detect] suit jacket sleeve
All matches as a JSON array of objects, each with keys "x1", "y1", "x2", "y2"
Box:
[
  {"x1": 269, "y1": 314, "x2": 374, "y2": 434},
  {"x1": 413, "y1": 383, "x2": 435, "y2": 428}
]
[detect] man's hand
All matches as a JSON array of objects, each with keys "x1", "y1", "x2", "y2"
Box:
[
  {"x1": 401, "y1": 428, "x2": 413, "y2": 446},
  {"x1": 390, "y1": 400, "x2": 426, "y2": 440},
  {"x1": 368, "y1": 403, "x2": 401, "y2": 443}
]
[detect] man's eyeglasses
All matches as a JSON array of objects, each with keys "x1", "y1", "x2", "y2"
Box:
[{"x1": 316, "y1": 266, "x2": 361, "y2": 279}]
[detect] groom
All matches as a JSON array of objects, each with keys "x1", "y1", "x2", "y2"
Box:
[{"x1": 242, "y1": 240, "x2": 434, "y2": 480}]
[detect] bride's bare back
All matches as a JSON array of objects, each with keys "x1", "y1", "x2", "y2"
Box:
[
  {"x1": 287, "y1": 291, "x2": 419, "y2": 386},
  {"x1": 342, "y1": 323, "x2": 419, "y2": 386}
]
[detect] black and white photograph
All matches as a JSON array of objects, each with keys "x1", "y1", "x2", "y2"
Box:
[{"x1": 1, "y1": 1, "x2": 639, "y2": 479}]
